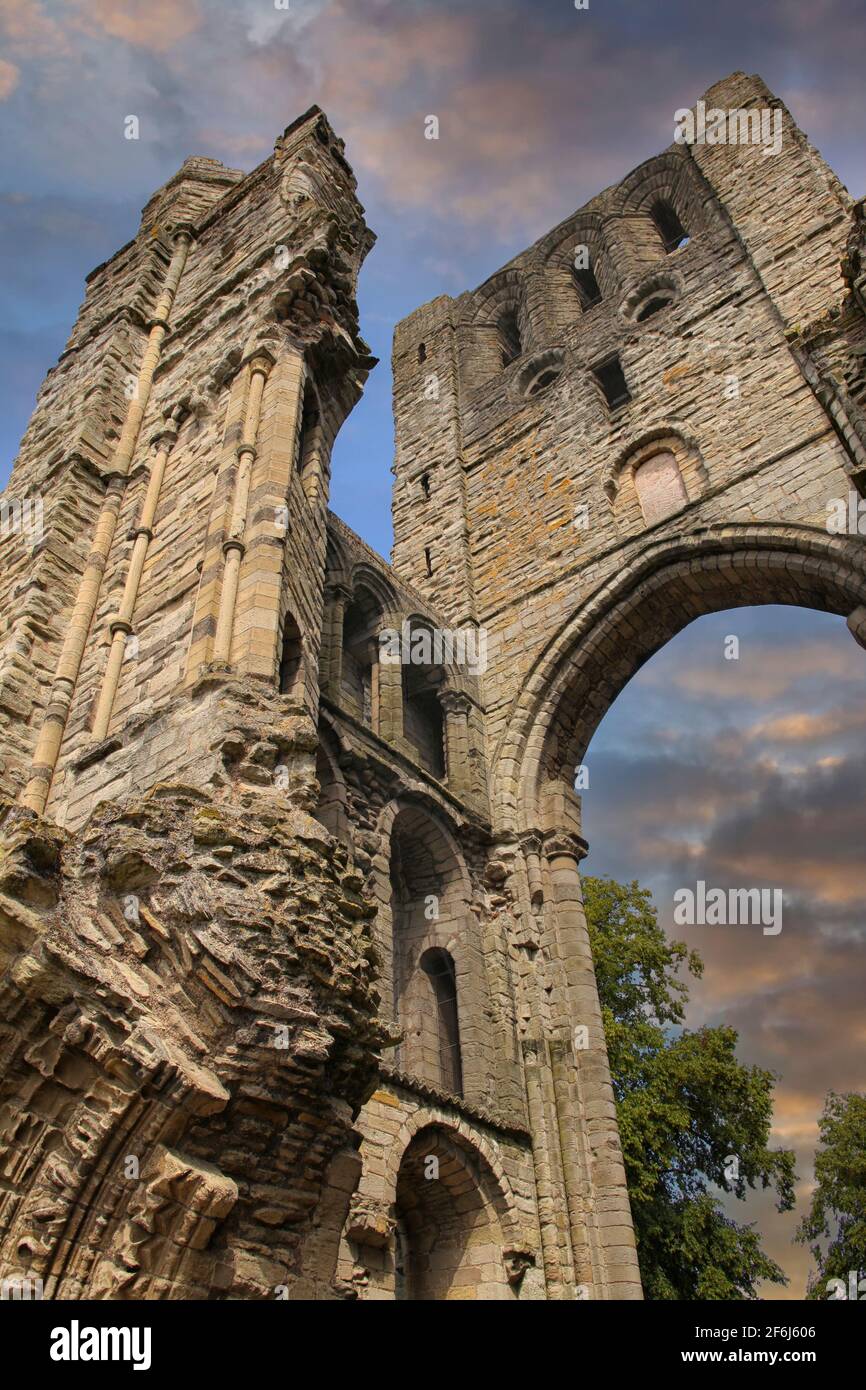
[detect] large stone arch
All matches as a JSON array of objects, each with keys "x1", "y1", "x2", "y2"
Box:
[{"x1": 492, "y1": 525, "x2": 866, "y2": 833}]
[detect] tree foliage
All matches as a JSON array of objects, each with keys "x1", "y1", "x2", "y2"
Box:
[
  {"x1": 796, "y1": 1091, "x2": 866, "y2": 1299},
  {"x1": 583, "y1": 874, "x2": 796, "y2": 1299}
]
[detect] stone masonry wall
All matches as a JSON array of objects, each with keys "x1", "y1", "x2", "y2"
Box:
[{"x1": 390, "y1": 72, "x2": 865, "y2": 777}]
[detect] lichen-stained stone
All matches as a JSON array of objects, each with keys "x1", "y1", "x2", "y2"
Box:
[{"x1": 0, "y1": 785, "x2": 383, "y2": 1300}]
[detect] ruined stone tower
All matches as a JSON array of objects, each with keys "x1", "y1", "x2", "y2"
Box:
[{"x1": 1, "y1": 74, "x2": 864, "y2": 1300}]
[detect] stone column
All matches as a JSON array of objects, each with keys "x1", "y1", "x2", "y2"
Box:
[
  {"x1": 376, "y1": 635, "x2": 404, "y2": 743},
  {"x1": 323, "y1": 583, "x2": 351, "y2": 699},
  {"x1": 91, "y1": 418, "x2": 179, "y2": 741},
  {"x1": 438, "y1": 690, "x2": 472, "y2": 800},
  {"x1": 541, "y1": 809, "x2": 642, "y2": 1300},
  {"x1": 21, "y1": 228, "x2": 194, "y2": 813},
  {"x1": 520, "y1": 1036, "x2": 576, "y2": 1300},
  {"x1": 230, "y1": 347, "x2": 306, "y2": 680},
  {"x1": 521, "y1": 833, "x2": 544, "y2": 911},
  {"x1": 212, "y1": 353, "x2": 273, "y2": 667}
]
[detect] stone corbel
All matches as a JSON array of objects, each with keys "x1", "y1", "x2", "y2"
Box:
[
  {"x1": 502, "y1": 1245, "x2": 536, "y2": 1287},
  {"x1": 343, "y1": 1195, "x2": 395, "y2": 1249}
]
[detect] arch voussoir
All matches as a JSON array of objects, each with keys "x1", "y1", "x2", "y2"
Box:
[{"x1": 491, "y1": 525, "x2": 866, "y2": 833}]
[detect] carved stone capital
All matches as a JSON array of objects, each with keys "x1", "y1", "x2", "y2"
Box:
[
  {"x1": 541, "y1": 829, "x2": 589, "y2": 864},
  {"x1": 519, "y1": 830, "x2": 543, "y2": 858},
  {"x1": 171, "y1": 221, "x2": 198, "y2": 245},
  {"x1": 437, "y1": 688, "x2": 471, "y2": 717},
  {"x1": 325, "y1": 581, "x2": 353, "y2": 605},
  {"x1": 247, "y1": 350, "x2": 275, "y2": 379}
]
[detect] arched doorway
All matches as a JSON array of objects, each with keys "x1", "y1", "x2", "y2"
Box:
[{"x1": 394, "y1": 1126, "x2": 515, "y2": 1300}]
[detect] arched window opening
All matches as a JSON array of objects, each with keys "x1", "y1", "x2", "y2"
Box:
[
  {"x1": 388, "y1": 807, "x2": 470, "y2": 1096},
  {"x1": 420, "y1": 948, "x2": 463, "y2": 1096},
  {"x1": 279, "y1": 613, "x2": 303, "y2": 699},
  {"x1": 636, "y1": 293, "x2": 674, "y2": 322},
  {"x1": 497, "y1": 309, "x2": 523, "y2": 366},
  {"x1": 526, "y1": 367, "x2": 561, "y2": 397},
  {"x1": 341, "y1": 588, "x2": 380, "y2": 726},
  {"x1": 296, "y1": 381, "x2": 321, "y2": 475},
  {"x1": 573, "y1": 263, "x2": 602, "y2": 308},
  {"x1": 632, "y1": 449, "x2": 688, "y2": 525},
  {"x1": 650, "y1": 199, "x2": 689, "y2": 253},
  {"x1": 418, "y1": 342, "x2": 427, "y2": 364},
  {"x1": 593, "y1": 354, "x2": 631, "y2": 410},
  {"x1": 419, "y1": 472, "x2": 431, "y2": 500},
  {"x1": 403, "y1": 653, "x2": 445, "y2": 779}
]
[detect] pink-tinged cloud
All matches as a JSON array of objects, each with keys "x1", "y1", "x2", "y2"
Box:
[
  {"x1": 68, "y1": 0, "x2": 203, "y2": 53},
  {"x1": 0, "y1": 0, "x2": 67, "y2": 55},
  {"x1": 0, "y1": 57, "x2": 19, "y2": 99},
  {"x1": 748, "y1": 706, "x2": 866, "y2": 743}
]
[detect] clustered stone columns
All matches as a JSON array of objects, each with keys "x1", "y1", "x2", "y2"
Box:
[
  {"x1": 21, "y1": 227, "x2": 194, "y2": 814},
  {"x1": 538, "y1": 785, "x2": 642, "y2": 1300},
  {"x1": 507, "y1": 782, "x2": 643, "y2": 1300},
  {"x1": 438, "y1": 689, "x2": 472, "y2": 800},
  {"x1": 91, "y1": 417, "x2": 180, "y2": 741},
  {"x1": 229, "y1": 347, "x2": 306, "y2": 679},
  {"x1": 519, "y1": 1034, "x2": 577, "y2": 1299},
  {"x1": 211, "y1": 353, "x2": 274, "y2": 667}
]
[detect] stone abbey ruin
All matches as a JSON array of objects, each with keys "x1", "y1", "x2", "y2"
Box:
[{"x1": 0, "y1": 71, "x2": 864, "y2": 1300}]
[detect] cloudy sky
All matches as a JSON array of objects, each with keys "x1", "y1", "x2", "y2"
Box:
[
  {"x1": 2, "y1": 0, "x2": 865, "y2": 1297},
  {"x1": 582, "y1": 606, "x2": 866, "y2": 1298}
]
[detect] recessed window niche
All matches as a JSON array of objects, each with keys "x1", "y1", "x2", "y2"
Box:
[
  {"x1": 632, "y1": 450, "x2": 688, "y2": 525},
  {"x1": 604, "y1": 434, "x2": 708, "y2": 530}
]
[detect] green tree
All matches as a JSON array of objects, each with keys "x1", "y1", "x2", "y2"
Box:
[
  {"x1": 796, "y1": 1091, "x2": 866, "y2": 1299},
  {"x1": 583, "y1": 874, "x2": 796, "y2": 1299}
]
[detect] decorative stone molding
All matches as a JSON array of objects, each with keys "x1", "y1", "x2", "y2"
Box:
[{"x1": 619, "y1": 269, "x2": 683, "y2": 323}]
